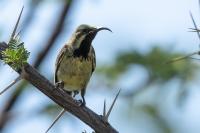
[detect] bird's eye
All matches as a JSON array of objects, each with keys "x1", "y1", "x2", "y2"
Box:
[{"x1": 82, "y1": 29, "x2": 89, "y2": 33}]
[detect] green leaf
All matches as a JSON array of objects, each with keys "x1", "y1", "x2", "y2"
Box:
[{"x1": 2, "y1": 36, "x2": 30, "y2": 70}]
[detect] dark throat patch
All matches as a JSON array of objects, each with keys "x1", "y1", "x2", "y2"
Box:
[{"x1": 73, "y1": 34, "x2": 94, "y2": 58}]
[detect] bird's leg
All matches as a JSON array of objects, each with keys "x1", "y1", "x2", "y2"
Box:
[
  {"x1": 80, "y1": 88, "x2": 86, "y2": 106},
  {"x1": 73, "y1": 90, "x2": 79, "y2": 97},
  {"x1": 74, "y1": 89, "x2": 86, "y2": 106},
  {"x1": 73, "y1": 90, "x2": 82, "y2": 106}
]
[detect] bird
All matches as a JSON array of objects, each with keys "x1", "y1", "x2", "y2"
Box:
[
  {"x1": 45, "y1": 24, "x2": 112, "y2": 133},
  {"x1": 54, "y1": 24, "x2": 112, "y2": 105}
]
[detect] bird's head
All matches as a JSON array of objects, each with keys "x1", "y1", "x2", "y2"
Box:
[{"x1": 70, "y1": 24, "x2": 112, "y2": 49}]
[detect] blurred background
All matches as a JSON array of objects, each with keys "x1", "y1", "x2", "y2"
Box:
[{"x1": 0, "y1": 0, "x2": 200, "y2": 133}]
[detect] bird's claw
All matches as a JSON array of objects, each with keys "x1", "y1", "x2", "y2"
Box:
[
  {"x1": 55, "y1": 81, "x2": 64, "y2": 89},
  {"x1": 73, "y1": 90, "x2": 79, "y2": 97},
  {"x1": 75, "y1": 99, "x2": 85, "y2": 106}
]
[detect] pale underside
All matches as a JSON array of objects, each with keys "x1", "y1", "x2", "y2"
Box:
[{"x1": 55, "y1": 45, "x2": 96, "y2": 92}]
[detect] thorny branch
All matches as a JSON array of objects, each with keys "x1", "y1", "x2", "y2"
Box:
[
  {"x1": 0, "y1": 0, "x2": 74, "y2": 130},
  {"x1": 0, "y1": 3, "x2": 119, "y2": 133},
  {"x1": 0, "y1": 44, "x2": 118, "y2": 133},
  {"x1": 166, "y1": 11, "x2": 200, "y2": 64},
  {"x1": 45, "y1": 90, "x2": 121, "y2": 133}
]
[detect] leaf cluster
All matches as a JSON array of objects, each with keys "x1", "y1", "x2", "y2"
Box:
[
  {"x1": 2, "y1": 36, "x2": 30, "y2": 71},
  {"x1": 97, "y1": 46, "x2": 198, "y2": 83}
]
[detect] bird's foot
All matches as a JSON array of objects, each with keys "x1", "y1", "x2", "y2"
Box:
[
  {"x1": 73, "y1": 90, "x2": 79, "y2": 97},
  {"x1": 55, "y1": 81, "x2": 64, "y2": 90},
  {"x1": 75, "y1": 99, "x2": 86, "y2": 107}
]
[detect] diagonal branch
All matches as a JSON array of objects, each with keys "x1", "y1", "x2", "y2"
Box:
[
  {"x1": 0, "y1": 44, "x2": 118, "y2": 132},
  {"x1": 0, "y1": 0, "x2": 74, "y2": 130},
  {"x1": 0, "y1": 76, "x2": 21, "y2": 95}
]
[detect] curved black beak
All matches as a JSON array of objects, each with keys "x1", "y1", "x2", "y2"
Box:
[{"x1": 96, "y1": 27, "x2": 112, "y2": 33}]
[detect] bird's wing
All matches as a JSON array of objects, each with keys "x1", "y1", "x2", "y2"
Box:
[
  {"x1": 91, "y1": 46, "x2": 96, "y2": 73},
  {"x1": 54, "y1": 45, "x2": 72, "y2": 83}
]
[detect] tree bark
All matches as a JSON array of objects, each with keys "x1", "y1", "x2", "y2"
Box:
[{"x1": 0, "y1": 42, "x2": 118, "y2": 133}]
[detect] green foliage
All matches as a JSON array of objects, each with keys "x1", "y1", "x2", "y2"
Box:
[
  {"x1": 137, "y1": 104, "x2": 172, "y2": 133},
  {"x1": 2, "y1": 36, "x2": 30, "y2": 70},
  {"x1": 97, "y1": 46, "x2": 198, "y2": 84}
]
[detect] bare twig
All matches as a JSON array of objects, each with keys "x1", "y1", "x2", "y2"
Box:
[
  {"x1": 189, "y1": 57, "x2": 200, "y2": 60},
  {"x1": 165, "y1": 51, "x2": 199, "y2": 64},
  {"x1": 103, "y1": 99, "x2": 106, "y2": 118},
  {"x1": 0, "y1": 1, "x2": 74, "y2": 130},
  {"x1": 21, "y1": 63, "x2": 119, "y2": 132},
  {"x1": 0, "y1": 6, "x2": 25, "y2": 95},
  {"x1": 199, "y1": 0, "x2": 200, "y2": 20},
  {"x1": 0, "y1": 76, "x2": 21, "y2": 95},
  {"x1": 0, "y1": 49, "x2": 118, "y2": 132},
  {"x1": 103, "y1": 90, "x2": 121, "y2": 122},
  {"x1": 0, "y1": 7, "x2": 24, "y2": 95},
  {"x1": 0, "y1": 4, "x2": 118, "y2": 132},
  {"x1": 189, "y1": 12, "x2": 200, "y2": 41},
  {"x1": 45, "y1": 89, "x2": 121, "y2": 132},
  {"x1": 189, "y1": 28, "x2": 200, "y2": 32},
  {"x1": 166, "y1": 12, "x2": 200, "y2": 64},
  {"x1": 45, "y1": 108, "x2": 66, "y2": 133},
  {"x1": 10, "y1": 6, "x2": 24, "y2": 41},
  {"x1": 0, "y1": 1, "x2": 119, "y2": 132}
]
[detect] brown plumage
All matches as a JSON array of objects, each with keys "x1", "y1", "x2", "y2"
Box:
[
  {"x1": 46, "y1": 25, "x2": 111, "y2": 133},
  {"x1": 55, "y1": 44, "x2": 96, "y2": 104},
  {"x1": 54, "y1": 24, "x2": 111, "y2": 105}
]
